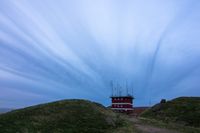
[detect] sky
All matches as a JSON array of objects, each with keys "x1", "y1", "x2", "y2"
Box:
[{"x1": 0, "y1": 0, "x2": 200, "y2": 108}]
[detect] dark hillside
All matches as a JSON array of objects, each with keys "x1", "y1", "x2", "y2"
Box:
[
  {"x1": 141, "y1": 97, "x2": 200, "y2": 127},
  {"x1": 0, "y1": 99, "x2": 127, "y2": 133}
]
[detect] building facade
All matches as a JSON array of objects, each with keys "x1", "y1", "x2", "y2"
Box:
[{"x1": 110, "y1": 95, "x2": 134, "y2": 113}]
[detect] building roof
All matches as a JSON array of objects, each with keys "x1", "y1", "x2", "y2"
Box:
[{"x1": 110, "y1": 95, "x2": 134, "y2": 99}]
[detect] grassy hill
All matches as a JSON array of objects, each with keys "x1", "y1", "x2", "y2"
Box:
[
  {"x1": 0, "y1": 99, "x2": 133, "y2": 133},
  {"x1": 141, "y1": 97, "x2": 200, "y2": 127}
]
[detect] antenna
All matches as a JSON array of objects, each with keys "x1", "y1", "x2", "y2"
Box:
[
  {"x1": 132, "y1": 88, "x2": 134, "y2": 97},
  {"x1": 115, "y1": 83, "x2": 116, "y2": 96},
  {"x1": 119, "y1": 85, "x2": 122, "y2": 96},
  {"x1": 110, "y1": 80, "x2": 113, "y2": 96},
  {"x1": 117, "y1": 82, "x2": 119, "y2": 96},
  {"x1": 126, "y1": 80, "x2": 128, "y2": 96},
  {"x1": 131, "y1": 82, "x2": 134, "y2": 97},
  {"x1": 149, "y1": 99, "x2": 151, "y2": 106}
]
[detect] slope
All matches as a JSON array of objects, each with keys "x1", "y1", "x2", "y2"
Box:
[
  {"x1": 141, "y1": 97, "x2": 200, "y2": 127},
  {"x1": 0, "y1": 99, "x2": 130, "y2": 133}
]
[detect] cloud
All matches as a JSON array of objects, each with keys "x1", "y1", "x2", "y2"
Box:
[{"x1": 0, "y1": 0, "x2": 200, "y2": 108}]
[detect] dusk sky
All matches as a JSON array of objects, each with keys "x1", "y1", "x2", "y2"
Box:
[{"x1": 0, "y1": 0, "x2": 200, "y2": 108}]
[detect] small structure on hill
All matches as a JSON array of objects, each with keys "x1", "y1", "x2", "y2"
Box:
[
  {"x1": 110, "y1": 95, "x2": 134, "y2": 113},
  {"x1": 110, "y1": 81, "x2": 134, "y2": 113}
]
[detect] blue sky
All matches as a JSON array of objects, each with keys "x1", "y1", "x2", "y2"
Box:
[{"x1": 0, "y1": 0, "x2": 200, "y2": 108}]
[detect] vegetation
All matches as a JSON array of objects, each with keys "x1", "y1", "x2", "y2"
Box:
[
  {"x1": 2, "y1": 97, "x2": 199, "y2": 133},
  {"x1": 139, "y1": 117, "x2": 200, "y2": 133},
  {"x1": 0, "y1": 99, "x2": 135, "y2": 133},
  {"x1": 141, "y1": 97, "x2": 200, "y2": 128}
]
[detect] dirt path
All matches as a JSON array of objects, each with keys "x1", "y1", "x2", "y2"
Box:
[
  {"x1": 134, "y1": 124, "x2": 179, "y2": 133},
  {"x1": 128, "y1": 117, "x2": 180, "y2": 133}
]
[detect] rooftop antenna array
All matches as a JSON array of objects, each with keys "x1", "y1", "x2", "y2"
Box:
[{"x1": 110, "y1": 80, "x2": 134, "y2": 97}]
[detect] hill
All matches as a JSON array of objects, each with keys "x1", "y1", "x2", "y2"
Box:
[
  {"x1": 0, "y1": 99, "x2": 132, "y2": 133},
  {"x1": 141, "y1": 97, "x2": 200, "y2": 127}
]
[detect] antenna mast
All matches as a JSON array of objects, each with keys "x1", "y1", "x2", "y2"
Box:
[
  {"x1": 126, "y1": 80, "x2": 128, "y2": 96},
  {"x1": 131, "y1": 82, "x2": 134, "y2": 97},
  {"x1": 110, "y1": 80, "x2": 113, "y2": 96}
]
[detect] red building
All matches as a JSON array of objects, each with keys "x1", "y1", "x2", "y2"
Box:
[{"x1": 110, "y1": 95, "x2": 134, "y2": 113}]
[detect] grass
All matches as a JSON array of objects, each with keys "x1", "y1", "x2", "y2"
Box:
[
  {"x1": 139, "y1": 117, "x2": 200, "y2": 133},
  {"x1": 0, "y1": 99, "x2": 136, "y2": 133},
  {"x1": 110, "y1": 114, "x2": 142, "y2": 133},
  {"x1": 140, "y1": 97, "x2": 200, "y2": 133},
  {"x1": 141, "y1": 97, "x2": 200, "y2": 127},
  {"x1": 109, "y1": 119, "x2": 137, "y2": 133},
  {"x1": 3, "y1": 97, "x2": 198, "y2": 133}
]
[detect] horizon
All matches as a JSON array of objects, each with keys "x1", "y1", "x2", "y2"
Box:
[
  {"x1": 0, "y1": 0, "x2": 200, "y2": 108},
  {"x1": 0, "y1": 96, "x2": 195, "y2": 110}
]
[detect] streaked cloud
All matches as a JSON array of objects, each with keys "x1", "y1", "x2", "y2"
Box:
[{"x1": 0, "y1": 0, "x2": 200, "y2": 108}]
